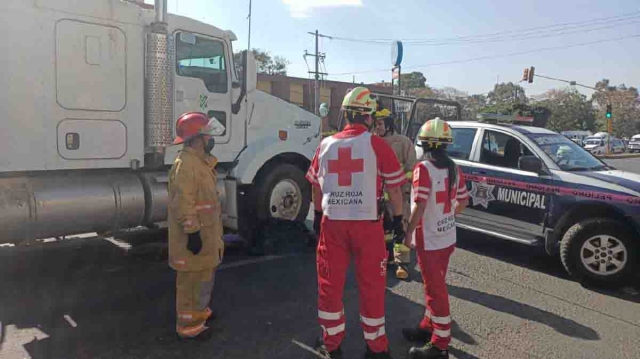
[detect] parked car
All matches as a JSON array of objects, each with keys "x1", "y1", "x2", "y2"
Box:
[
  {"x1": 412, "y1": 118, "x2": 640, "y2": 286},
  {"x1": 583, "y1": 136, "x2": 624, "y2": 155},
  {"x1": 628, "y1": 134, "x2": 640, "y2": 153},
  {"x1": 561, "y1": 130, "x2": 592, "y2": 145}
]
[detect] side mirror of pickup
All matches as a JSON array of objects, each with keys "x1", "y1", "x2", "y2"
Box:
[{"x1": 518, "y1": 155, "x2": 543, "y2": 174}]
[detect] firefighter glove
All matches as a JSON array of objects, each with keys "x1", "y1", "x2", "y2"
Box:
[
  {"x1": 187, "y1": 231, "x2": 203, "y2": 255},
  {"x1": 313, "y1": 210, "x2": 323, "y2": 235},
  {"x1": 392, "y1": 215, "x2": 405, "y2": 244}
]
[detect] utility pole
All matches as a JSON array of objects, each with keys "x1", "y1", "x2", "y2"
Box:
[{"x1": 305, "y1": 30, "x2": 329, "y2": 115}]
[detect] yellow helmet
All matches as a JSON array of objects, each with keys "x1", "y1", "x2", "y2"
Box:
[
  {"x1": 373, "y1": 108, "x2": 392, "y2": 120},
  {"x1": 341, "y1": 87, "x2": 377, "y2": 115},
  {"x1": 418, "y1": 118, "x2": 453, "y2": 146}
]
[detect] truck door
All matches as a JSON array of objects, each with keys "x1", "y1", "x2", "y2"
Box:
[
  {"x1": 174, "y1": 32, "x2": 232, "y2": 144},
  {"x1": 462, "y1": 128, "x2": 549, "y2": 242}
]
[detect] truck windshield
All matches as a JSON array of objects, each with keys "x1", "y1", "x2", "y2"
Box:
[{"x1": 528, "y1": 134, "x2": 608, "y2": 171}]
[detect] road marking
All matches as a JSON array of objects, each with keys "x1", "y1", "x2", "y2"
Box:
[
  {"x1": 103, "y1": 237, "x2": 132, "y2": 251},
  {"x1": 63, "y1": 314, "x2": 78, "y2": 328}
]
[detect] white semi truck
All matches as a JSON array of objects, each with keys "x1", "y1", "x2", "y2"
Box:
[{"x1": 0, "y1": 0, "x2": 320, "y2": 244}]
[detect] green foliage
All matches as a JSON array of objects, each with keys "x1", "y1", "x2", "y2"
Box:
[
  {"x1": 233, "y1": 49, "x2": 290, "y2": 76},
  {"x1": 535, "y1": 88, "x2": 596, "y2": 132},
  {"x1": 487, "y1": 82, "x2": 528, "y2": 107},
  {"x1": 591, "y1": 79, "x2": 640, "y2": 138},
  {"x1": 400, "y1": 71, "x2": 427, "y2": 90}
]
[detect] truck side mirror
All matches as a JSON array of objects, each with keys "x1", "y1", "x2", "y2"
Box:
[
  {"x1": 232, "y1": 50, "x2": 256, "y2": 114},
  {"x1": 518, "y1": 155, "x2": 543, "y2": 173},
  {"x1": 244, "y1": 51, "x2": 257, "y2": 93}
]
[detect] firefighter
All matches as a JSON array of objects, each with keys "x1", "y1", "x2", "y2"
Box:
[
  {"x1": 401, "y1": 118, "x2": 469, "y2": 359},
  {"x1": 307, "y1": 87, "x2": 406, "y2": 359},
  {"x1": 168, "y1": 112, "x2": 226, "y2": 341},
  {"x1": 373, "y1": 108, "x2": 417, "y2": 280}
]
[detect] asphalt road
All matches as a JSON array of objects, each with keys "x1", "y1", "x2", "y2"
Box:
[
  {"x1": 2, "y1": 157, "x2": 640, "y2": 359},
  {"x1": 603, "y1": 157, "x2": 640, "y2": 174},
  {"x1": 1, "y1": 227, "x2": 639, "y2": 359}
]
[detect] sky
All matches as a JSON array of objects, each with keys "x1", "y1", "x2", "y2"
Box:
[{"x1": 146, "y1": 0, "x2": 639, "y2": 97}]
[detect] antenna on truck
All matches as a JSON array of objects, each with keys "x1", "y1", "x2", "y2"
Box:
[{"x1": 247, "y1": 0, "x2": 252, "y2": 53}]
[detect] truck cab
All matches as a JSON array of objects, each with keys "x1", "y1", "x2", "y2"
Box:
[{"x1": 0, "y1": 0, "x2": 319, "y2": 244}]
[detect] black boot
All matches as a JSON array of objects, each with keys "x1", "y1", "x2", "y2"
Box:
[
  {"x1": 409, "y1": 343, "x2": 449, "y2": 359},
  {"x1": 315, "y1": 338, "x2": 343, "y2": 359},
  {"x1": 364, "y1": 345, "x2": 394, "y2": 359},
  {"x1": 402, "y1": 326, "x2": 432, "y2": 342}
]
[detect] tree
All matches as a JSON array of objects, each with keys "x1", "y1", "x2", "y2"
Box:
[
  {"x1": 535, "y1": 88, "x2": 596, "y2": 132},
  {"x1": 431, "y1": 87, "x2": 487, "y2": 120},
  {"x1": 233, "y1": 49, "x2": 290, "y2": 77},
  {"x1": 484, "y1": 82, "x2": 527, "y2": 114},
  {"x1": 591, "y1": 79, "x2": 640, "y2": 138},
  {"x1": 400, "y1": 71, "x2": 427, "y2": 90}
]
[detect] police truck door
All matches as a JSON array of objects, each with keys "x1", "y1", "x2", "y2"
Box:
[{"x1": 463, "y1": 129, "x2": 549, "y2": 242}]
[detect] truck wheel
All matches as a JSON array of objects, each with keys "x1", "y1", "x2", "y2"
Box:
[
  {"x1": 255, "y1": 163, "x2": 311, "y2": 223},
  {"x1": 560, "y1": 218, "x2": 637, "y2": 287}
]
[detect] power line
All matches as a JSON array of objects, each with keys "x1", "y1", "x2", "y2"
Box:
[
  {"x1": 328, "y1": 33, "x2": 640, "y2": 77},
  {"x1": 407, "y1": 18, "x2": 640, "y2": 47},
  {"x1": 412, "y1": 16, "x2": 640, "y2": 46},
  {"x1": 327, "y1": 10, "x2": 640, "y2": 45}
]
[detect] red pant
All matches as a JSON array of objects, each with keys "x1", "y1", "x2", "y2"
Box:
[
  {"x1": 317, "y1": 218, "x2": 389, "y2": 353},
  {"x1": 416, "y1": 244, "x2": 455, "y2": 350}
]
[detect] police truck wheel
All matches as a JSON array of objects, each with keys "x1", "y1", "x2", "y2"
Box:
[
  {"x1": 256, "y1": 164, "x2": 311, "y2": 223},
  {"x1": 560, "y1": 218, "x2": 637, "y2": 287}
]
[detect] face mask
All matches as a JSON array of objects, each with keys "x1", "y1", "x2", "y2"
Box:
[{"x1": 204, "y1": 137, "x2": 215, "y2": 153}]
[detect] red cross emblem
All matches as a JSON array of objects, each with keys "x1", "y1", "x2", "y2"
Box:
[
  {"x1": 435, "y1": 178, "x2": 452, "y2": 214},
  {"x1": 327, "y1": 147, "x2": 364, "y2": 186}
]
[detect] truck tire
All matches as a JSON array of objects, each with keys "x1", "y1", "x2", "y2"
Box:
[
  {"x1": 560, "y1": 218, "x2": 637, "y2": 287},
  {"x1": 255, "y1": 163, "x2": 311, "y2": 224}
]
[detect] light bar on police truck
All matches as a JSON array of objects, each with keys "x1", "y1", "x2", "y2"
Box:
[{"x1": 477, "y1": 113, "x2": 535, "y2": 125}]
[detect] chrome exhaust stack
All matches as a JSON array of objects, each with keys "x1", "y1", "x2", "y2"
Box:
[{"x1": 144, "y1": 0, "x2": 174, "y2": 168}]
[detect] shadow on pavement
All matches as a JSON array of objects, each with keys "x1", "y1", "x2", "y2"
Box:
[
  {"x1": 448, "y1": 285, "x2": 600, "y2": 341},
  {"x1": 455, "y1": 229, "x2": 640, "y2": 304},
  {"x1": 1, "y1": 233, "x2": 482, "y2": 359},
  {"x1": 448, "y1": 347, "x2": 482, "y2": 359}
]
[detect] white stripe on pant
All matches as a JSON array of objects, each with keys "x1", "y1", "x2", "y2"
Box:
[
  {"x1": 433, "y1": 328, "x2": 451, "y2": 337},
  {"x1": 319, "y1": 310, "x2": 344, "y2": 321},
  {"x1": 360, "y1": 315, "x2": 385, "y2": 326},
  {"x1": 424, "y1": 310, "x2": 451, "y2": 325},
  {"x1": 363, "y1": 326, "x2": 386, "y2": 340},
  {"x1": 322, "y1": 323, "x2": 346, "y2": 336}
]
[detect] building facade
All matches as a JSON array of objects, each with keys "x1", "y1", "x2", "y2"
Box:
[{"x1": 257, "y1": 74, "x2": 392, "y2": 130}]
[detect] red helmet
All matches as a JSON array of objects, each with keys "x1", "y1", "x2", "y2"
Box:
[{"x1": 173, "y1": 112, "x2": 223, "y2": 145}]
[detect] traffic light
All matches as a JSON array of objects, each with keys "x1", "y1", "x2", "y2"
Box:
[
  {"x1": 528, "y1": 66, "x2": 535, "y2": 83},
  {"x1": 522, "y1": 68, "x2": 529, "y2": 82},
  {"x1": 606, "y1": 104, "x2": 612, "y2": 119}
]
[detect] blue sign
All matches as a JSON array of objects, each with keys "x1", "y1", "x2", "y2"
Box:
[{"x1": 391, "y1": 41, "x2": 403, "y2": 67}]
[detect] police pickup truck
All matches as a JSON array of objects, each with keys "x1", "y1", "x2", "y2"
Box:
[{"x1": 412, "y1": 113, "x2": 640, "y2": 286}]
